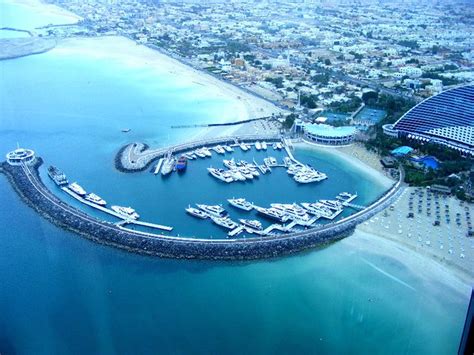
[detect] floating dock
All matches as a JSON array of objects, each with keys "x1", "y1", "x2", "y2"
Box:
[
  {"x1": 153, "y1": 158, "x2": 164, "y2": 175},
  {"x1": 62, "y1": 187, "x2": 173, "y2": 232}
]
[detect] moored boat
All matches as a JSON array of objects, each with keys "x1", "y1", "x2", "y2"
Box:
[
  {"x1": 176, "y1": 156, "x2": 187, "y2": 172},
  {"x1": 239, "y1": 219, "x2": 263, "y2": 230},
  {"x1": 68, "y1": 182, "x2": 86, "y2": 196},
  {"x1": 228, "y1": 198, "x2": 254, "y2": 211},
  {"x1": 211, "y1": 216, "x2": 238, "y2": 230},
  {"x1": 85, "y1": 193, "x2": 107, "y2": 206},
  {"x1": 196, "y1": 204, "x2": 228, "y2": 218},
  {"x1": 111, "y1": 205, "x2": 140, "y2": 219},
  {"x1": 185, "y1": 206, "x2": 208, "y2": 219},
  {"x1": 48, "y1": 166, "x2": 68, "y2": 186}
]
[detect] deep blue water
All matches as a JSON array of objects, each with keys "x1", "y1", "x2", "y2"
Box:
[{"x1": 0, "y1": 2, "x2": 470, "y2": 354}]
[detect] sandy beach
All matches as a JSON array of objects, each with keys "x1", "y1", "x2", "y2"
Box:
[
  {"x1": 4, "y1": 0, "x2": 81, "y2": 24},
  {"x1": 355, "y1": 186, "x2": 474, "y2": 284}
]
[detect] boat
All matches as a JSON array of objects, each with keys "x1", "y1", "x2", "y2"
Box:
[
  {"x1": 194, "y1": 149, "x2": 207, "y2": 158},
  {"x1": 196, "y1": 204, "x2": 228, "y2": 218},
  {"x1": 121, "y1": 128, "x2": 131, "y2": 133},
  {"x1": 68, "y1": 182, "x2": 86, "y2": 196},
  {"x1": 47, "y1": 166, "x2": 68, "y2": 186},
  {"x1": 176, "y1": 156, "x2": 187, "y2": 172},
  {"x1": 276, "y1": 142, "x2": 283, "y2": 150},
  {"x1": 213, "y1": 145, "x2": 226, "y2": 154},
  {"x1": 255, "y1": 141, "x2": 262, "y2": 150},
  {"x1": 207, "y1": 167, "x2": 234, "y2": 183},
  {"x1": 227, "y1": 169, "x2": 245, "y2": 181},
  {"x1": 161, "y1": 156, "x2": 176, "y2": 176},
  {"x1": 283, "y1": 157, "x2": 292, "y2": 166},
  {"x1": 254, "y1": 206, "x2": 289, "y2": 222},
  {"x1": 261, "y1": 141, "x2": 267, "y2": 150},
  {"x1": 239, "y1": 167, "x2": 254, "y2": 180},
  {"x1": 239, "y1": 219, "x2": 263, "y2": 230},
  {"x1": 210, "y1": 216, "x2": 239, "y2": 230},
  {"x1": 320, "y1": 199, "x2": 342, "y2": 211},
  {"x1": 228, "y1": 198, "x2": 254, "y2": 211},
  {"x1": 84, "y1": 193, "x2": 107, "y2": 206},
  {"x1": 269, "y1": 157, "x2": 277, "y2": 165},
  {"x1": 223, "y1": 159, "x2": 236, "y2": 169},
  {"x1": 272, "y1": 143, "x2": 278, "y2": 150},
  {"x1": 185, "y1": 206, "x2": 208, "y2": 219},
  {"x1": 300, "y1": 202, "x2": 333, "y2": 218},
  {"x1": 201, "y1": 147, "x2": 212, "y2": 157},
  {"x1": 111, "y1": 205, "x2": 140, "y2": 219},
  {"x1": 183, "y1": 153, "x2": 196, "y2": 160},
  {"x1": 239, "y1": 142, "x2": 249, "y2": 151},
  {"x1": 223, "y1": 145, "x2": 234, "y2": 152},
  {"x1": 294, "y1": 171, "x2": 327, "y2": 183},
  {"x1": 271, "y1": 203, "x2": 311, "y2": 221}
]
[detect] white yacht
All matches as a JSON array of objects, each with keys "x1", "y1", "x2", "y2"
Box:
[
  {"x1": 239, "y1": 219, "x2": 263, "y2": 230},
  {"x1": 228, "y1": 198, "x2": 254, "y2": 211},
  {"x1": 229, "y1": 169, "x2": 246, "y2": 181},
  {"x1": 207, "y1": 168, "x2": 234, "y2": 183},
  {"x1": 239, "y1": 142, "x2": 249, "y2": 151},
  {"x1": 194, "y1": 149, "x2": 206, "y2": 158},
  {"x1": 161, "y1": 157, "x2": 175, "y2": 176},
  {"x1": 239, "y1": 167, "x2": 254, "y2": 180},
  {"x1": 255, "y1": 141, "x2": 262, "y2": 150},
  {"x1": 196, "y1": 204, "x2": 227, "y2": 218},
  {"x1": 276, "y1": 142, "x2": 283, "y2": 150},
  {"x1": 210, "y1": 216, "x2": 238, "y2": 230},
  {"x1": 69, "y1": 182, "x2": 86, "y2": 196},
  {"x1": 111, "y1": 205, "x2": 140, "y2": 219},
  {"x1": 185, "y1": 206, "x2": 208, "y2": 219},
  {"x1": 300, "y1": 202, "x2": 333, "y2": 218},
  {"x1": 254, "y1": 206, "x2": 289, "y2": 222},
  {"x1": 272, "y1": 143, "x2": 278, "y2": 150},
  {"x1": 201, "y1": 147, "x2": 212, "y2": 157},
  {"x1": 320, "y1": 199, "x2": 343, "y2": 211},
  {"x1": 223, "y1": 145, "x2": 234, "y2": 152},
  {"x1": 213, "y1": 145, "x2": 226, "y2": 154},
  {"x1": 261, "y1": 141, "x2": 267, "y2": 150},
  {"x1": 271, "y1": 203, "x2": 311, "y2": 221},
  {"x1": 223, "y1": 159, "x2": 236, "y2": 169},
  {"x1": 84, "y1": 193, "x2": 107, "y2": 206}
]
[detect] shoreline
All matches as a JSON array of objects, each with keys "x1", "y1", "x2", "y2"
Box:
[
  {"x1": 293, "y1": 141, "x2": 394, "y2": 190},
  {"x1": 4, "y1": 0, "x2": 82, "y2": 25},
  {"x1": 344, "y1": 229, "x2": 473, "y2": 296}
]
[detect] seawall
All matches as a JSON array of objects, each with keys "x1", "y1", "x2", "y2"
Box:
[
  {"x1": 0, "y1": 158, "x2": 405, "y2": 260},
  {"x1": 116, "y1": 134, "x2": 282, "y2": 172}
]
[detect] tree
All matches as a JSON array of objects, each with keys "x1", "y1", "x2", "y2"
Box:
[{"x1": 362, "y1": 91, "x2": 378, "y2": 103}]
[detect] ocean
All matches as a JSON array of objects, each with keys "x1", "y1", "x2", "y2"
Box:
[{"x1": 0, "y1": 1, "x2": 469, "y2": 353}]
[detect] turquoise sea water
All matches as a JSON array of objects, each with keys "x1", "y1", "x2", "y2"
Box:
[{"x1": 0, "y1": 2, "x2": 470, "y2": 354}]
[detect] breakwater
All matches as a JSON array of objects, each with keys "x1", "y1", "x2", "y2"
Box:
[
  {"x1": 115, "y1": 134, "x2": 282, "y2": 172},
  {"x1": 0, "y1": 155, "x2": 404, "y2": 260}
]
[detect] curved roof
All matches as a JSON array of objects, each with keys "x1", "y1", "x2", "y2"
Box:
[
  {"x1": 305, "y1": 124, "x2": 356, "y2": 138},
  {"x1": 393, "y1": 85, "x2": 474, "y2": 149}
]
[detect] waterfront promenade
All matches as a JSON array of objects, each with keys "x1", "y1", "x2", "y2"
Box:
[{"x1": 0, "y1": 151, "x2": 404, "y2": 259}]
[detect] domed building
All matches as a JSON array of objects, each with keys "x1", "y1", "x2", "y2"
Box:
[{"x1": 385, "y1": 85, "x2": 474, "y2": 155}]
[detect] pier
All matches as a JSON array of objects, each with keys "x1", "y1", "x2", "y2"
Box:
[{"x1": 116, "y1": 134, "x2": 282, "y2": 172}]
